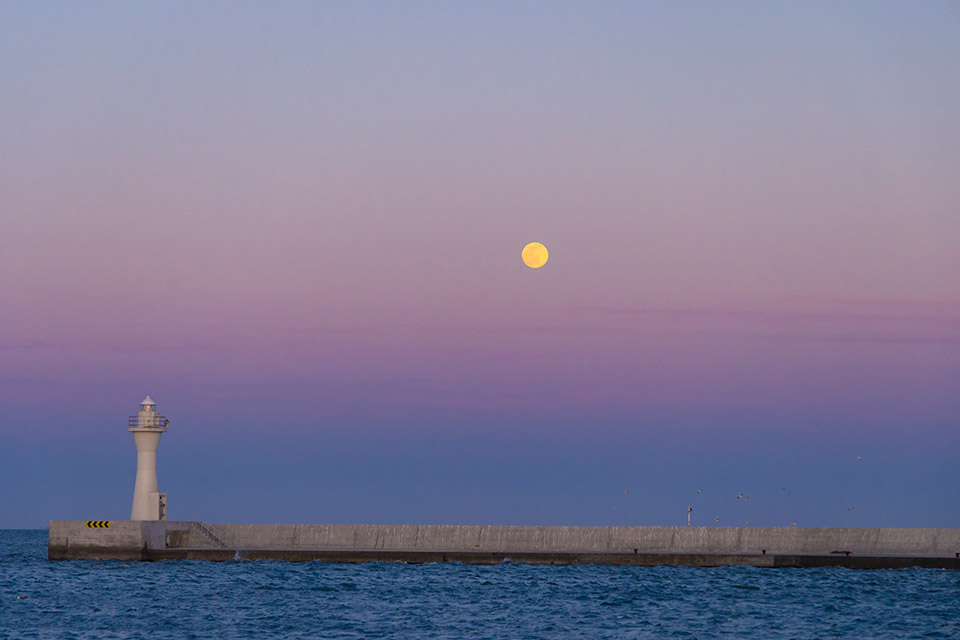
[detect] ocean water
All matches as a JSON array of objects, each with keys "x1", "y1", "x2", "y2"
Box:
[{"x1": 2, "y1": 530, "x2": 959, "y2": 639}]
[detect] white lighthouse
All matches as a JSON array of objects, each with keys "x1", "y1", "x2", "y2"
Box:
[{"x1": 129, "y1": 396, "x2": 168, "y2": 521}]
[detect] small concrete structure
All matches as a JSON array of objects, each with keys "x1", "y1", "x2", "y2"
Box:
[{"x1": 128, "y1": 396, "x2": 167, "y2": 521}]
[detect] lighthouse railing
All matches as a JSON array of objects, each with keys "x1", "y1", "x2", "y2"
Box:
[{"x1": 128, "y1": 415, "x2": 168, "y2": 429}]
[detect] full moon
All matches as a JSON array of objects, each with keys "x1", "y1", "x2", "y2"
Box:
[{"x1": 522, "y1": 242, "x2": 549, "y2": 269}]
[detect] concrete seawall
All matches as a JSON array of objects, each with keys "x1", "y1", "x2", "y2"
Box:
[{"x1": 49, "y1": 521, "x2": 960, "y2": 568}]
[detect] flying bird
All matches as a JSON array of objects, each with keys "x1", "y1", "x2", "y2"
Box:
[
  {"x1": 847, "y1": 506, "x2": 856, "y2": 511},
  {"x1": 697, "y1": 489, "x2": 703, "y2": 494}
]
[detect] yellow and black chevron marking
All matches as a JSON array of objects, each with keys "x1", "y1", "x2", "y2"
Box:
[{"x1": 86, "y1": 520, "x2": 110, "y2": 528}]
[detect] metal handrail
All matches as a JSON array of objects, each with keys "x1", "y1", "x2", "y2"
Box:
[
  {"x1": 193, "y1": 521, "x2": 225, "y2": 547},
  {"x1": 128, "y1": 415, "x2": 168, "y2": 428}
]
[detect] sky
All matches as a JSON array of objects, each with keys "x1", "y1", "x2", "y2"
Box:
[{"x1": 1, "y1": 1, "x2": 958, "y2": 530}]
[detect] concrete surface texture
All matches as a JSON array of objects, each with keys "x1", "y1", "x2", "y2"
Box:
[
  {"x1": 199, "y1": 523, "x2": 960, "y2": 556},
  {"x1": 49, "y1": 520, "x2": 145, "y2": 561},
  {"x1": 49, "y1": 521, "x2": 960, "y2": 567}
]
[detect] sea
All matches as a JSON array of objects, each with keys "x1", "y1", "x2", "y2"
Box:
[{"x1": 2, "y1": 530, "x2": 959, "y2": 639}]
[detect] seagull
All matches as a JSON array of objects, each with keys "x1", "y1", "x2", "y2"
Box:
[
  {"x1": 697, "y1": 489, "x2": 703, "y2": 494},
  {"x1": 847, "y1": 506, "x2": 856, "y2": 511},
  {"x1": 857, "y1": 456, "x2": 862, "y2": 461}
]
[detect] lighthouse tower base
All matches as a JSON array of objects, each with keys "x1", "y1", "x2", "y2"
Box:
[{"x1": 141, "y1": 492, "x2": 167, "y2": 521}]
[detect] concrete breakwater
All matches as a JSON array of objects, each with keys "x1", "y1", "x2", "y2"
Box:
[{"x1": 49, "y1": 521, "x2": 960, "y2": 568}]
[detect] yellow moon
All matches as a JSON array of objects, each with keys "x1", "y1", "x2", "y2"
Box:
[{"x1": 522, "y1": 242, "x2": 549, "y2": 268}]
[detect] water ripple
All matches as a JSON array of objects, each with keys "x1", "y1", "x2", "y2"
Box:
[{"x1": 2, "y1": 531, "x2": 959, "y2": 639}]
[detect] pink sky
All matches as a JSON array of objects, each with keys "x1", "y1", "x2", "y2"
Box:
[{"x1": 1, "y1": 2, "x2": 958, "y2": 528}]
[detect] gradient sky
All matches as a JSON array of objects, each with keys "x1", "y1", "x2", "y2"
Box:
[{"x1": 2, "y1": 2, "x2": 958, "y2": 530}]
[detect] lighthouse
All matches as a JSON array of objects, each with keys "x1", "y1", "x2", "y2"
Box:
[{"x1": 128, "y1": 396, "x2": 168, "y2": 520}]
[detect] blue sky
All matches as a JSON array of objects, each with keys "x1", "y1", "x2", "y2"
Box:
[{"x1": 1, "y1": 1, "x2": 958, "y2": 529}]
